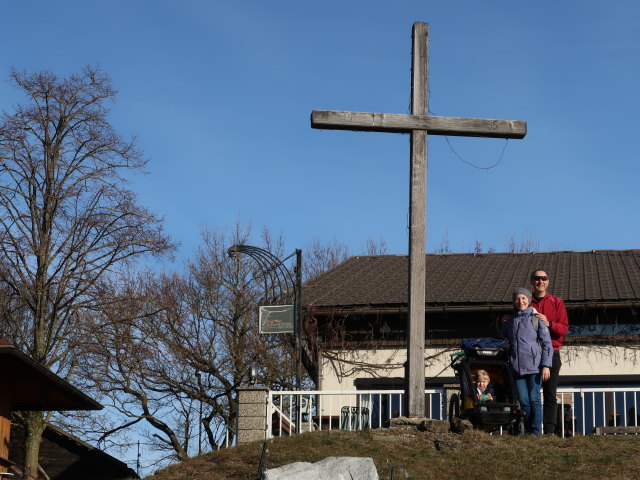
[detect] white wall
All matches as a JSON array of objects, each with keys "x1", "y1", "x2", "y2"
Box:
[{"x1": 319, "y1": 345, "x2": 640, "y2": 391}]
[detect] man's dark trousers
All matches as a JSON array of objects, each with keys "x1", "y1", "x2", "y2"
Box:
[{"x1": 544, "y1": 350, "x2": 562, "y2": 434}]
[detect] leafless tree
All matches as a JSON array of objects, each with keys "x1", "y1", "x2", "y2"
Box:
[
  {"x1": 0, "y1": 66, "x2": 174, "y2": 477},
  {"x1": 303, "y1": 238, "x2": 349, "y2": 281},
  {"x1": 78, "y1": 225, "x2": 297, "y2": 466},
  {"x1": 434, "y1": 230, "x2": 451, "y2": 254},
  {"x1": 363, "y1": 237, "x2": 388, "y2": 256},
  {"x1": 506, "y1": 233, "x2": 540, "y2": 253},
  {"x1": 74, "y1": 227, "x2": 389, "y2": 468}
]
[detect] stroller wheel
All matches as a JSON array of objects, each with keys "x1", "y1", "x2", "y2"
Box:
[
  {"x1": 518, "y1": 419, "x2": 526, "y2": 435},
  {"x1": 508, "y1": 418, "x2": 526, "y2": 436}
]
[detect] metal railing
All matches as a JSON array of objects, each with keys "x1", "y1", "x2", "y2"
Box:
[
  {"x1": 213, "y1": 424, "x2": 236, "y2": 449},
  {"x1": 266, "y1": 387, "x2": 640, "y2": 438},
  {"x1": 552, "y1": 387, "x2": 640, "y2": 436},
  {"x1": 267, "y1": 389, "x2": 444, "y2": 438}
]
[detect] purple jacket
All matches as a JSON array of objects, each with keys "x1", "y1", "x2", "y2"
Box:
[{"x1": 501, "y1": 306, "x2": 553, "y2": 376}]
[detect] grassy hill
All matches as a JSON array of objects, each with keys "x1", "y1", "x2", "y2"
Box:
[{"x1": 144, "y1": 429, "x2": 640, "y2": 480}]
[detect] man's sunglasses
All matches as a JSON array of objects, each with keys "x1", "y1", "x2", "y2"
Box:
[{"x1": 532, "y1": 276, "x2": 548, "y2": 281}]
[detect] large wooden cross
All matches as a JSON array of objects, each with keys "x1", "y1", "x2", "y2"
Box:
[{"x1": 311, "y1": 22, "x2": 526, "y2": 417}]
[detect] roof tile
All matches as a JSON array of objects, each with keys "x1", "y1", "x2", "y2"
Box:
[{"x1": 302, "y1": 250, "x2": 640, "y2": 308}]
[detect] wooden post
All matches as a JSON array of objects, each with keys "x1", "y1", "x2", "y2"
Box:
[
  {"x1": 406, "y1": 22, "x2": 428, "y2": 417},
  {"x1": 310, "y1": 21, "x2": 526, "y2": 419}
]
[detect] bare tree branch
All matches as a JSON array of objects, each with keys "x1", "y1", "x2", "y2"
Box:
[{"x1": 0, "y1": 66, "x2": 175, "y2": 476}]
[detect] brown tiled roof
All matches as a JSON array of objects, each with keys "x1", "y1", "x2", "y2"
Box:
[{"x1": 302, "y1": 250, "x2": 640, "y2": 308}]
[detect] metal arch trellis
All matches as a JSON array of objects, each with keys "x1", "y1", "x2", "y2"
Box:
[
  {"x1": 227, "y1": 244, "x2": 297, "y2": 305},
  {"x1": 227, "y1": 244, "x2": 303, "y2": 392}
]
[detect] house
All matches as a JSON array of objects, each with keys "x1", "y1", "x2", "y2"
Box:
[
  {"x1": 9, "y1": 424, "x2": 139, "y2": 480},
  {"x1": 0, "y1": 342, "x2": 103, "y2": 477},
  {"x1": 0, "y1": 342, "x2": 137, "y2": 478},
  {"x1": 301, "y1": 249, "x2": 640, "y2": 393}
]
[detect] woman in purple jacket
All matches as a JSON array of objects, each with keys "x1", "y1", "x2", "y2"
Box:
[{"x1": 501, "y1": 287, "x2": 553, "y2": 436}]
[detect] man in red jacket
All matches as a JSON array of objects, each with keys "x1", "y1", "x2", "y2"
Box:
[{"x1": 530, "y1": 269, "x2": 569, "y2": 435}]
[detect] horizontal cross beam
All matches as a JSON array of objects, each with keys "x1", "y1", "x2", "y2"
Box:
[{"x1": 311, "y1": 110, "x2": 527, "y2": 139}]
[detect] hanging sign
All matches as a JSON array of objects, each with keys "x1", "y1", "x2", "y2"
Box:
[{"x1": 259, "y1": 305, "x2": 294, "y2": 334}]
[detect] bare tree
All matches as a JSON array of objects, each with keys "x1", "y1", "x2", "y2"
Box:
[
  {"x1": 78, "y1": 273, "x2": 195, "y2": 464},
  {"x1": 434, "y1": 230, "x2": 451, "y2": 254},
  {"x1": 363, "y1": 237, "x2": 388, "y2": 255},
  {"x1": 0, "y1": 67, "x2": 174, "y2": 476},
  {"x1": 472, "y1": 239, "x2": 497, "y2": 254},
  {"x1": 303, "y1": 238, "x2": 349, "y2": 281},
  {"x1": 506, "y1": 233, "x2": 540, "y2": 253},
  {"x1": 79, "y1": 225, "x2": 297, "y2": 466},
  {"x1": 77, "y1": 229, "x2": 388, "y2": 468}
]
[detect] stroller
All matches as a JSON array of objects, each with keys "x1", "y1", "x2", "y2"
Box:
[{"x1": 449, "y1": 338, "x2": 524, "y2": 434}]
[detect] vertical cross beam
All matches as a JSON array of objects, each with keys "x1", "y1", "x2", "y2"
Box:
[
  {"x1": 407, "y1": 22, "x2": 428, "y2": 417},
  {"x1": 310, "y1": 21, "x2": 526, "y2": 420}
]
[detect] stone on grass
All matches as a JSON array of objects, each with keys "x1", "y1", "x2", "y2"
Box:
[
  {"x1": 387, "y1": 416, "x2": 424, "y2": 428},
  {"x1": 264, "y1": 456, "x2": 378, "y2": 480},
  {"x1": 419, "y1": 419, "x2": 450, "y2": 433},
  {"x1": 387, "y1": 416, "x2": 451, "y2": 434},
  {"x1": 449, "y1": 417, "x2": 473, "y2": 434}
]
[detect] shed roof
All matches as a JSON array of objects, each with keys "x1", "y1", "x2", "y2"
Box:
[
  {"x1": 302, "y1": 250, "x2": 640, "y2": 309},
  {"x1": 0, "y1": 344, "x2": 102, "y2": 411},
  {"x1": 9, "y1": 424, "x2": 138, "y2": 479}
]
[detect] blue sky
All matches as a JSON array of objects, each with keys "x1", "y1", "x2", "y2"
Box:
[
  {"x1": 2, "y1": 1, "x2": 639, "y2": 262},
  {"x1": 2, "y1": 0, "x2": 640, "y2": 471}
]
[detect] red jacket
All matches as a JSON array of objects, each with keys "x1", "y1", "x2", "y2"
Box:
[{"x1": 531, "y1": 293, "x2": 569, "y2": 351}]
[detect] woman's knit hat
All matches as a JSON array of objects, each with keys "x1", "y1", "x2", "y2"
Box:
[{"x1": 512, "y1": 287, "x2": 532, "y2": 302}]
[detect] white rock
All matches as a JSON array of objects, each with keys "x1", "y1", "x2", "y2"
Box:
[{"x1": 264, "y1": 456, "x2": 378, "y2": 480}]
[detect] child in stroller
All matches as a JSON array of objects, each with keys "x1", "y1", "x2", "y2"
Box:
[
  {"x1": 450, "y1": 339, "x2": 524, "y2": 434},
  {"x1": 474, "y1": 369, "x2": 495, "y2": 403}
]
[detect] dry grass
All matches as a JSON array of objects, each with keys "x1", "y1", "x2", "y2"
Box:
[{"x1": 144, "y1": 429, "x2": 640, "y2": 480}]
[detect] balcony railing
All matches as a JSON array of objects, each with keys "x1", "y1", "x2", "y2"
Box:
[
  {"x1": 266, "y1": 387, "x2": 640, "y2": 438},
  {"x1": 268, "y1": 389, "x2": 444, "y2": 438}
]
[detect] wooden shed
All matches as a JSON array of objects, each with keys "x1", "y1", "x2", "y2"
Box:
[
  {"x1": 9, "y1": 424, "x2": 138, "y2": 480},
  {"x1": 0, "y1": 342, "x2": 102, "y2": 477}
]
